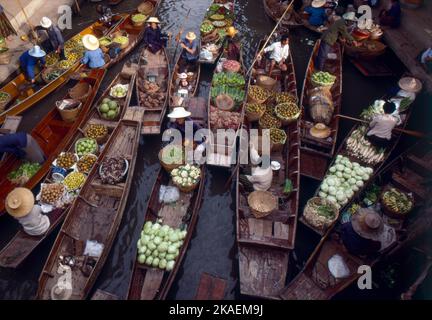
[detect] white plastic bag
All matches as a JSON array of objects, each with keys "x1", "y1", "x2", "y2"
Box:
[
  {"x1": 328, "y1": 254, "x2": 350, "y2": 279},
  {"x1": 84, "y1": 240, "x2": 104, "y2": 258},
  {"x1": 159, "y1": 185, "x2": 180, "y2": 204},
  {"x1": 200, "y1": 49, "x2": 213, "y2": 61}
]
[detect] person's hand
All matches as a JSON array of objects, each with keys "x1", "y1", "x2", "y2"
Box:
[{"x1": 31, "y1": 79, "x2": 36, "y2": 84}]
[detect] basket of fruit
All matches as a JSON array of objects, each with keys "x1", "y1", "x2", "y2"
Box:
[
  {"x1": 77, "y1": 153, "x2": 97, "y2": 174},
  {"x1": 200, "y1": 23, "x2": 215, "y2": 35},
  {"x1": 248, "y1": 190, "x2": 278, "y2": 219},
  {"x1": 42, "y1": 67, "x2": 63, "y2": 84},
  {"x1": 380, "y1": 187, "x2": 414, "y2": 220},
  {"x1": 256, "y1": 75, "x2": 277, "y2": 91},
  {"x1": 40, "y1": 183, "x2": 65, "y2": 206},
  {"x1": 55, "y1": 152, "x2": 78, "y2": 170},
  {"x1": 85, "y1": 123, "x2": 109, "y2": 144},
  {"x1": 56, "y1": 99, "x2": 82, "y2": 123},
  {"x1": 171, "y1": 164, "x2": 201, "y2": 193},
  {"x1": 311, "y1": 71, "x2": 336, "y2": 89},
  {"x1": 112, "y1": 33, "x2": 129, "y2": 50},
  {"x1": 259, "y1": 112, "x2": 282, "y2": 130},
  {"x1": 275, "y1": 102, "x2": 301, "y2": 125},
  {"x1": 68, "y1": 82, "x2": 92, "y2": 103},
  {"x1": 0, "y1": 91, "x2": 11, "y2": 112},
  {"x1": 110, "y1": 84, "x2": 128, "y2": 99},
  {"x1": 138, "y1": 1, "x2": 155, "y2": 15},
  {"x1": 98, "y1": 97, "x2": 121, "y2": 121},
  {"x1": 131, "y1": 13, "x2": 148, "y2": 27},
  {"x1": 270, "y1": 128, "x2": 287, "y2": 151},
  {"x1": 99, "y1": 36, "x2": 112, "y2": 53},
  {"x1": 159, "y1": 145, "x2": 184, "y2": 172},
  {"x1": 248, "y1": 85, "x2": 271, "y2": 104},
  {"x1": 275, "y1": 92, "x2": 297, "y2": 105},
  {"x1": 63, "y1": 171, "x2": 86, "y2": 191},
  {"x1": 245, "y1": 103, "x2": 266, "y2": 122},
  {"x1": 210, "y1": 14, "x2": 225, "y2": 21},
  {"x1": 75, "y1": 138, "x2": 98, "y2": 158}
]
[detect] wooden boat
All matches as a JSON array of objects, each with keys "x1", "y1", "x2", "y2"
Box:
[
  {"x1": 0, "y1": 19, "x2": 121, "y2": 125},
  {"x1": 198, "y1": 0, "x2": 235, "y2": 65},
  {"x1": 91, "y1": 289, "x2": 120, "y2": 300},
  {"x1": 136, "y1": 47, "x2": 170, "y2": 135},
  {"x1": 195, "y1": 273, "x2": 227, "y2": 300},
  {"x1": 0, "y1": 69, "x2": 106, "y2": 218},
  {"x1": 127, "y1": 97, "x2": 206, "y2": 300},
  {"x1": 206, "y1": 42, "x2": 246, "y2": 168},
  {"x1": 101, "y1": 0, "x2": 161, "y2": 70},
  {"x1": 235, "y1": 37, "x2": 300, "y2": 299},
  {"x1": 299, "y1": 39, "x2": 343, "y2": 181},
  {"x1": 0, "y1": 73, "x2": 135, "y2": 269},
  {"x1": 37, "y1": 119, "x2": 141, "y2": 300},
  {"x1": 344, "y1": 40, "x2": 386, "y2": 61},
  {"x1": 280, "y1": 142, "x2": 432, "y2": 300},
  {"x1": 168, "y1": 54, "x2": 201, "y2": 108},
  {"x1": 263, "y1": 0, "x2": 303, "y2": 28},
  {"x1": 108, "y1": 0, "x2": 124, "y2": 5},
  {"x1": 300, "y1": 87, "x2": 415, "y2": 236}
]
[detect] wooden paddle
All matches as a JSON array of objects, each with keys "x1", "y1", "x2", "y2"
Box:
[
  {"x1": 245, "y1": 0, "x2": 295, "y2": 77},
  {"x1": 335, "y1": 114, "x2": 427, "y2": 139}
]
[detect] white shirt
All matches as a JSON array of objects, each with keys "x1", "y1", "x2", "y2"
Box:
[
  {"x1": 263, "y1": 42, "x2": 289, "y2": 63},
  {"x1": 17, "y1": 205, "x2": 50, "y2": 236},
  {"x1": 421, "y1": 48, "x2": 432, "y2": 64},
  {"x1": 246, "y1": 148, "x2": 273, "y2": 191}
]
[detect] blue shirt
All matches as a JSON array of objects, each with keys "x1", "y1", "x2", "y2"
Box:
[
  {"x1": 305, "y1": 6, "x2": 327, "y2": 27},
  {"x1": 387, "y1": 2, "x2": 401, "y2": 26},
  {"x1": 0, "y1": 132, "x2": 27, "y2": 159},
  {"x1": 181, "y1": 37, "x2": 199, "y2": 61},
  {"x1": 19, "y1": 51, "x2": 46, "y2": 80},
  {"x1": 81, "y1": 48, "x2": 105, "y2": 69}
]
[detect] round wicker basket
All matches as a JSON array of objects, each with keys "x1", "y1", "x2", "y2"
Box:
[
  {"x1": 303, "y1": 197, "x2": 339, "y2": 231},
  {"x1": 274, "y1": 103, "x2": 301, "y2": 126},
  {"x1": 247, "y1": 191, "x2": 278, "y2": 219},
  {"x1": 74, "y1": 138, "x2": 99, "y2": 157},
  {"x1": 158, "y1": 148, "x2": 183, "y2": 172}
]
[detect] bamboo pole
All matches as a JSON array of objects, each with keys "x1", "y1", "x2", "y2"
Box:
[{"x1": 245, "y1": 0, "x2": 294, "y2": 76}]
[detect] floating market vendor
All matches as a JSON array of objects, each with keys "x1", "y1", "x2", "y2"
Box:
[
  {"x1": 303, "y1": 0, "x2": 328, "y2": 27},
  {"x1": 341, "y1": 208, "x2": 395, "y2": 256},
  {"x1": 0, "y1": 132, "x2": 46, "y2": 163},
  {"x1": 5, "y1": 188, "x2": 50, "y2": 236},
  {"x1": 81, "y1": 34, "x2": 105, "y2": 69},
  {"x1": 36, "y1": 17, "x2": 65, "y2": 60},
  {"x1": 143, "y1": 17, "x2": 169, "y2": 54},
  {"x1": 315, "y1": 14, "x2": 358, "y2": 71},
  {"x1": 365, "y1": 101, "x2": 401, "y2": 149},
  {"x1": 224, "y1": 26, "x2": 241, "y2": 61},
  {"x1": 0, "y1": 4, "x2": 17, "y2": 39},
  {"x1": 258, "y1": 34, "x2": 290, "y2": 77},
  {"x1": 19, "y1": 45, "x2": 46, "y2": 83},
  {"x1": 179, "y1": 31, "x2": 199, "y2": 65},
  {"x1": 379, "y1": 0, "x2": 401, "y2": 29},
  {"x1": 239, "y1": 147, "x2": 275, "y2": 192}
]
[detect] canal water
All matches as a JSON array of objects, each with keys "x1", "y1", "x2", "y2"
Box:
[{"x1": 0, "y1": 0, "x2": 429, "y2": 300}]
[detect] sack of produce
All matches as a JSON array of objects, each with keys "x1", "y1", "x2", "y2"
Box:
[
  {"x1": 248, "y1": 191, "x2": 278, "y2": 219},
  {"x1": 215, "y1": 94, "x2": 234, "y2": 111},
  {"x1": 256, "y1": 75, "x2": 277, "y2": 91},
  {"x1": 77, "y1": 154, "x2": 97, "y2": 174},
  {"x1": 55, "y1": 152, "x2": 78, "y2": 170},
  {"x1": 248, "y1": 85, "x2": 271, "y2": 104},
  {"x1": 209, "y1": 106, "x2": 241, "y2": 130},
  {"x1": 99, "y1": 157, "x2": 129, "y2": 185},
  {"x1": 63, "y1": 171, "x2": 86, "y2": 191},
  {"x1": 303, "y1": 197, "x2": 339, "y2": 232},
  {"x1": 171, "y1": 164, "x2": 201, "y2": 193},
  {"x1": 245, "y1": 103, "x2": 266, "y2": 122},
  {"x1": 275, "y1": 102, "x2": 301, "y2": 125},
  {"x1": 275, "y1": 92, "x2": 297, "y2": 105},
  {"x1": 308, "y1": 87, "x2": 334, "y2": 126},
  {"x1": 110, "y1": 84, "x2": 129, "y2": 98},
  {"x1": 222, "y1": 60, "x2": 241, "y2": 73},
  {"x1": 270, "y1": 128, "x2": 287, "y2": 151},
  {"x1": 380, "y1": 187, "x2": 414, "y2": 219},
  {"x1": 85, "y1": 124, "x2": 109, "y2": 144},
  {"x1": 40, "y1": 183, "x2": 66, "y2": 206}
]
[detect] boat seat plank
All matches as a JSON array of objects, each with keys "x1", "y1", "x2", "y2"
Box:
[
  {"x1": 140, "y1": 268, "x2": 165, "y2": 300},
  {"x1": 91, "y1": 289, "x2": 120, "y2": 300},
  {"x1": 91, "y1": 181, "x2": 125, "y2": 198},
  {"x1": 391, "y1": 171, "x2": 427, "y2": 201},
  {"x1": 123, "y1": 106, "x2": 145, "y2": 123},
  {"x1": 195, "y1": 273, "x2": 227, "y2": 300},
  {"x1": 273, "y1": 222, "x2": 289, "y2": 240}
]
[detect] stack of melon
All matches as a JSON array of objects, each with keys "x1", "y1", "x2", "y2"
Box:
[{"x1": 99, "y1": 98, "x2": 120, "y2": 120}]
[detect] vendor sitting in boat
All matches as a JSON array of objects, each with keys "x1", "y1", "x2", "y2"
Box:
[
  {"x1": 179, "y1": 31, "x2": 199, "y2": 65},
  {"x1": 19, "y1": 45, "x2": 46, "y2": 83},
  {"x1": 0, "y1": 132, "x2": 45, "y2": 163},
  {"x1": 224, "y1": 27, "x2": 241, "y2": 61},
  {"x1": 143, "y1": 17, "x2": 169, "y2": 54},
  {"x1": 258, "y1": 34, "x2": 290, "y2": 77},
  {"x1": 5, "y1": 188, "x2": 50, "y2": 236},
  {"x1": 36, "y1": 17, "x2": 65, "y2": 60},
  {"x1": 81, "y1": 34, "x2": 105, "y2": 69},
  {"x1": 341, "y1": 208, "x2": 395, "y2": 256},
  {"x1": 303, "y1": 0, "x2": 328, "y2": 27},
  {"x1": 239, "y1": 146, "x2": 274, "y2": 192},
  {"x1": 365, "y1": 101, "x2": 401, "y2": 149},
  {"x1": 379, "y1": 0, "x2": 401, "y2": 29}
]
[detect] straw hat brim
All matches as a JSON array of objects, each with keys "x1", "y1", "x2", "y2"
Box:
[
  {"x1": 29, "y1": 47, "x2": 46, "y2": 58},
  {"x1": 312, "y1": 0, "x2": 326, "y2": 8},
  {"x1": 351, "y1": 210, "x2": 384, "y2": 241},
  {"x1": 5, "y1": 188, "x2": 35, "y2": 218},
  {"x1": 40, "y1": 17, "x2": 52, "y2": 29},
  {"x1": 310, "y1": 125, "x2": 331, "y2": 139},
  {"x1": 398, "y1": 77, "x2": 422, "y2": 93},
  {"x1": 185, "y1": 33, "x2": 197, "y2": 41},
  {"x1": 168, "y1": 108, "x2": 192, "y2": 119},
  {"x1": 82, "y1": 35, "x2": 100, "y2": 51},
  {"x1": 147, "y1": 17, "x2": 161, "y2": 24}
]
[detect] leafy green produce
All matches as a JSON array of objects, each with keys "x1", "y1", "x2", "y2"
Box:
[
  {"x1": 317, "y1": 204, "x2": 336, "y2": 219},
  {"x1": 283, "y1": 179, "x2": 293, "y2": 195},
  {"x1": 8, "y1": 162, "x2": 41, "y2": 185},
  {"x1": 382, "y1": 187, "x2": 413, "y2": 215},
  {"x1": 211, "y1": 85, "x2": 245, "y2": 107},
  {"x1": 212, "y1": 72, "x2": 245, "y2": 87},
  {"x1": 312, "y1": 71, "x2": 336, "y2": 86},
  {"x1": 200, "y1": 23, "x2": 214, "y2": 34},
  {"x1": 0, "y1": 91, "x2": 10, "y2": 102}
]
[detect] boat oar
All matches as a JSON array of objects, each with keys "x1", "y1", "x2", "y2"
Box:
[
  {"x1": 335, "y1": 114, "x2": 427, "y2": 139},
  {"x1": 171, "y1": 8, "x2": 192, "y2": 65},
  {"x1": 245, "y1": 0, "x2": 295, "y2": 77}
]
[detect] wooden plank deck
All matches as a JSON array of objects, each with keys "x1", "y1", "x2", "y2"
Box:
[{"x1": 195, "y1": 273, "x2": 227, "y2": 300}]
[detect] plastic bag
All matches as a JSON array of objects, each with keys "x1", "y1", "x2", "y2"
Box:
[
  {"x1": 84, "y1": 240, "x2": 104, "y2": 258},
  {"x1": 200, "y1": 49, "x2": 213, "y2": 61},
  {"x1": 328, "y1": 254, "x2": 350, "y2": 278},
  {"x1": 159, "y1": 185, "x2": 180, "y2": 204}
]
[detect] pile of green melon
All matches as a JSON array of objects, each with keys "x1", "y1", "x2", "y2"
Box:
[{"x1": 99, "y1": 98, "x2": 120, "y2": 120}]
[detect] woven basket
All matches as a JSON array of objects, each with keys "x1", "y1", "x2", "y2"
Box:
[
  {"x1": 174, "y1": 179, "x2": 200, "y2": 193},
  {"x1": 56, "y1": 99, "x2": 82, "y2": 123},
  {"x1": 248, "y1": 191, "x2": 278, "y2": 219},
  {"x1": 158, "y1": 148, "x2": 183, "y2": 172},
  {"x1": 68, "y1": 82, "x2": 92, "y2": 103},
  {"x1": 247, "y1": 86, "x2": 269, "y2": 104},
  {"x1": 270, "y1": 128, "x2": 287, "y2": 152},
  {"x1": 42, "y1": 67, "x2": 62, "y2": 84},
  {"x1": 380, "y1": 187, "x2": 414, "y2": 220},
  {"x1": 222, "y1": 60, "x2": 241, "y2": 73},
  {"x1": 256, "y1": 75, "x2": 277, "y2": 91},
  {"x1": 85, "y1": 125, "x2": 109, "y2": 145},
  {"x1": 138, "y1": 1, "x2": 155, "y2": 15},
  {"x1": 246, "y1": 108, "x2": 265, "y2": 122},
  {"x1": 275, "y1": 103, "x2": 301, "y2": 126},
  {"x1": 75, "y1": 138, "x2": 99, "y2": 158},
  {"x1": 0, "y1": 92, "x2": 11, "y2": 112},
  {"x1": 303, "y1": 197, "x2": 339, "y2": 232},
  {"x1": 215, "y1": 94, "x2": 234, "y2": 111},
  {"x1": 112, "y1": 32, "x2": 130, "y2": 49},
  {"x1": 311, "y1": 78, "x2": 334, "y2": 90}
]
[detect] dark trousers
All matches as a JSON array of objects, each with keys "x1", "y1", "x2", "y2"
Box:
[
  {"x1": 315, "y1": 41, "x2": 333, "y2": 71},
  {"x1": 365, "y1": 134, "x2": 390, "y2": 149}
]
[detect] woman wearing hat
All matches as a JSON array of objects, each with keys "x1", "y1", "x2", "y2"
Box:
[
  {"x1": 81, "y1": 34, "x2": 105, "y2": 69},
  {"x1": 19, "y1": 45, "x2": 46, "y2": 83},
  {"x1": 224, "y1": 27, "x2": 241, "y2": 61},
  {"x1": 303, "y1": 0, "x2": 328, "y2": 27},
  {"x1": 179, "y1": 31, "x2": 199, "y2": 64},
  {"x1": 5, "y1": 188, "x2": 50, "y2": 236},
  {"x1": 143, "y1": 17, "x2": 169, "y2": 54},
  {"x1": 341, "y1": 208, "x2": 393, "y2": 256},
  {"x1": 36, "y1": 17, "x2": 65, "y2": 60}
]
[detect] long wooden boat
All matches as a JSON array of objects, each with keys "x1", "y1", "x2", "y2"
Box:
[
  {"x1": 299, "y1": 39, "x2": 343, "y2": 181},
  {"x1": 0, "y1": 19, "x2": 122, "y2": 125},
  {"x1": 300, "y1": 87, "x2": 415, "y2": 236},
  {"x1": 263, "y1": 0, "x2": 302, "y2": 28},
  {"x1": 280, "y1": 142, "x2": 432, "y2": 300},
  {"x1": 169, "y1": 54, "x2": 201, "y2": 108},
  {"x1": 0, "y1": 73, "x2": 135, "y2": 269},
  {"x1": 37, "y1": 119, "x2": 141, "y2": 300},
  {"x1": 127, "y1": 98, "x2": 206, "y2": 300},
  {"x1": 136, "y1": 47, "x2": 170, "y2": 135},
  {"x1": 0, "y1": 69, "x2": 106, "y2": 218},
  {"x1": 102, "y1": 0, "x2": 160, "y2": 69},
  {"x1": 235, "y1": 36, "x2": 300, "y2": 299},
  {"x1": 206, "y1": 42, "x2": 246, "y2": 168}
]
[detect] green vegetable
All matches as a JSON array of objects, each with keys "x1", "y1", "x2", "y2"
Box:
[
  {"x1": 317, "y1": 204, "x2": 335, "y2": 219},
  {"x1": 8, "y1": 162, "x2": 42, "y2": 185},
  {"x1": 283, "y1": 179, "x2": 293, "y2": 195}
]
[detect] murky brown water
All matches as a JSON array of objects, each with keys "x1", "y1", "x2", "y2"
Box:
[{"x1": 0, "y1": 0, "x2": 430, "y2": 300}]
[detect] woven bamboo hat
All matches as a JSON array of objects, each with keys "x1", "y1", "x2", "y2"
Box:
[
  {"x1": 185, "y1": 31, "x2": 197, "y2": 41},
  {"x1": 398, "y1": 77, "x2": 422, "y2": 93},
  {"x1": 147, "y1": 17, "x2": 160, "y2": 24},
  {"x1": 168, "y1": 107, "x2": 191, "y2": 119},
  {"x1": 40, "y1": 17, "x2": 52, "y2": 29},
  {"x1": 5, "y1": 188, "x2": 34, "y2": 218},
  {"x1": 82, "y1": 34, "x2": 100, "y2": 51},
  {"x1": 310, "y1": 123, "x2": 331, "y2": 139},
  {"x1": 351, "y1": 208, "x2": 384, "y2": 241},
  {"x1": 312, "y1": 0, "x2": 326, "y2": 8}
]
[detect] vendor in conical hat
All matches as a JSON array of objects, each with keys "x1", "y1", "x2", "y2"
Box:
[
  {"x1": 19, "y1": 45, "x2": 46, "y2": 83},
  {"x1": 143, "y1": 16, "x2": 170, "y2": 54},
  {"x1": 5, "y1": 188, "x2": 50, "y2": 236},
  {"x1": 179, "y1": 31, "x2": 199, "y2": 64},
  {"x1": 36, "y1": 16, "x2": 65, "y2": 60},
  {"x1": 303, "y1": 0, "x2": 328, "y2": 28},
  {"x1": 81, "y1": 34, "x2": 105, "y2": 69}
]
